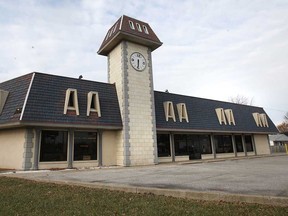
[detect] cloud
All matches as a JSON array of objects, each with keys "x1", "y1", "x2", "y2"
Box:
[{"x1": 0, "y1": 0, "x2": 287, "y2": 124}]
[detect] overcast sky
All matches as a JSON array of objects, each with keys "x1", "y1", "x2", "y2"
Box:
[{"x1": 0, "y1": 0, "x2": 287, "y2": 125}]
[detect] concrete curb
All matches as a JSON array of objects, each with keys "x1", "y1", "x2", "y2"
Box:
[
  {"x1": 9, "y1": 176, "x2": 288, "y2": 207},
  {"x1": 178, "y1": 154, "x2": 287, "y2": 165}
]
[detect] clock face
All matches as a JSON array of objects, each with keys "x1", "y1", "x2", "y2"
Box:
[{"x1": 130, "y1": 52, "x2": 146, "y2": 71}]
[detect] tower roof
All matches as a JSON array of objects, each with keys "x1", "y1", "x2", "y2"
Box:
[{"x1": 98, "y1": 15, "x2": 162, "y2": 56}]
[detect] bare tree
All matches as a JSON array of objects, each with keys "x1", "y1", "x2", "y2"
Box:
[
  {"x1": 277, "y1": 112, "x2": 288, "y2": 134},
  {"x1": 228, "y1": 95, "x2": 254, "y2": 105},
  {"x1": 284, "y1": 112, "x2": 288, "y2": 122},
  {"x1": 277, "y1": 122, "x2": 288, "y2": 133}
]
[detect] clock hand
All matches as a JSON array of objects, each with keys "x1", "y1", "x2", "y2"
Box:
[{"x1": 137, "y1": 59, "x2": 139, "y2": 69}]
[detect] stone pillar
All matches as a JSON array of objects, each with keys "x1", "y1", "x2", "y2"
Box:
[
  {"x1": 32, "y1": 129, "x2": 41, "y2": 170},
  {"x1": 22, "y1": 128, "x2": 34, "y2": 170}
]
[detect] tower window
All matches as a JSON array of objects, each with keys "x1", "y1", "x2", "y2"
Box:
[
  {"x1": 136, "y1": 23, "x2": 142, "y2": 32},
  {"x1": 87, "y1": 91, "x2": 101, "y2": 117},
  {"x1": 163, "y1": 101, "x2": 176, "y2": 122},
  {"x1": 105, "y1": 31, "x2": 110, "y2": 41},
  {"x1": 64, "y1": 88, "x2": 79, "y2": 115},
  {"x1": 129, "y1": 20, "x2": 135, "y2": 30},
  {"x1": 143, "y1": 25, "x2": 149, "y2": 34},
  {"x1": 112, "y1": 22, "x2": 118, "y2": 33},
  {"x1": 109, "y1": 28, "x2": 113, "y2": 37}
]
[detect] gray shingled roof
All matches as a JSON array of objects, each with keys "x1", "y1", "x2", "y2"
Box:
[
  {"x1": 98, "y1": 15, "x2": 162, "y2": 55},
  {"x1": 0, "y1": 72, "x2": 122, "y2": 129},
  {"x1": 154, "y1": 91, "x2": 278, "y2": 134},
  {"x1": 269, "y1": 134, "x2": 288, "y2": 142},
  {"x1": 0, "y1": 73, "x2": 33, "y2": 126},
  {"x1": 0, "y1": 73, "x2": 278, "y2": 134}
]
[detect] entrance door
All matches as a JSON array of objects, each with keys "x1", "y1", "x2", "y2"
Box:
[{"x1": 189, "y1": 135, "x2": 202, "y2": 160}]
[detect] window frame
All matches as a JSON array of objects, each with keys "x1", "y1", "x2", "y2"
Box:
[
  {"x1": 157, "y1": 133, "x2": 171, "y2": 157},
  {"x1": 39, "y1": 130, "x2": 68, "y2": 162},
  {"x1": 73, "y1": 131, "x2": 98, "y2": 161}
]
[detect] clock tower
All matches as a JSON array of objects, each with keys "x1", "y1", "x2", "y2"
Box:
[{"x1": 98, "y1": 15, "x2": 162, "y2": 166}]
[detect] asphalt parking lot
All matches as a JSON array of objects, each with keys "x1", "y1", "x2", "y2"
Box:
[{"x1": 2, "y1": 155, "x2": 288, "y2": 205}]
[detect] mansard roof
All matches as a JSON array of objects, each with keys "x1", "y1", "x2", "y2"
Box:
[
  {"x1": 154, "y1": 91, "x2": 278, "y2": 134},
  {"x1": 0, "y1": 72, "x2": 278, "y2": 134},
  {"x1": 0, "y1": 72, "x2": 122, "y2": 129},
  {"x1": 98, "y1": 15, "x2": 162, "y2": 56}
]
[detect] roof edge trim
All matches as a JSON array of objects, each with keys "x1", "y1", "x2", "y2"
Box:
[
  {"x1": 20, "y1": 73, "x2": 35, "y2": 121},
  {"x1": 156, "y1": 128, "x2": 277, "y2": 134},
  {"x1": 119, "y1": 15, "x2": 124, "y2": 31}
]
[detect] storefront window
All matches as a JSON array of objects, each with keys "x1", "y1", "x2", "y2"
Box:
[
  {"x1": 214, "y1": 135, "x2": 233, "y2": 153},
  {"x1": 199, "y1": 135, "x2": 212, "y2": 154},
  {"x1": 174, "y1": 134, "x2": 189, "y2": 156},
  {"x1": 245, "y1": 135, "x2": 254, "y2": 152},
  {"x1": 174, "y1": 134, "x2": 212, "y2": 156},
  {"x1": 40, "y1": 130, "x2": 68, "y2": 162},
  {"x1": 235, "y1": 135, "x2": 244, "y2": 152},
  {"x1": 157, "y1": 134, "x2": 171, "y2": 157},
  {"x1": 74, "y1": 132, "x2": 97, "y2": 161}
]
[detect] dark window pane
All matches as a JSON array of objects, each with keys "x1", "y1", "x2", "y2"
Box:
[
  {"x1": 214, "y1": 135, "x2": 233, "y2": 153},
  {"x1": 157, "y1": 134, "x2": 171, "y2": 157},
  {"x1": 174, "y1": 134, "x2": 189, "y2": 156},
  {"x1": 245, "y1": 135, "x2": 254, "y2": 152},
  {"x1": 74, "y1": 132, "x2": 97, "y2": 161},
  {"x1": 235, "y1": 135, "x2": 244, "y2": 152},
  {"x1": 40, "y1": 131, "x2": 68, "y2": 162},
  {"x1": 199, "y1": 135, "x2": 212, "y2": 154}
]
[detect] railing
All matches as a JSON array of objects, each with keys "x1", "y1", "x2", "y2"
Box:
[{"x1": 270, "y1": 145, "x2": 288, "y2": 153}]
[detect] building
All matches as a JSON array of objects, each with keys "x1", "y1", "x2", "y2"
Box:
[
  {"x1": 0, "y1": 15, "x2": 278, "y2": 170},
  {"x1": 269, "y1": 134, "x2": 288, "y2": 153}
]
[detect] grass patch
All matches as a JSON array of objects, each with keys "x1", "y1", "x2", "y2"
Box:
[{"x1": 0, "y1": 176, "x2": 287, "y2": 216}]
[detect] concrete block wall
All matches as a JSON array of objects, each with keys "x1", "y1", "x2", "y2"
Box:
[
  {"x1": 22, "y1": 128, "x2": 35, "y2": 170},
  {"x1": 108, "y1": 43, "x2": 126, "y2": 165},
  {"x1": 254, "y1": 134, "x2": 270, "y2": 155},
  {"x1": 125, "y1": 42, "x2": 157, "y2": 165},
  {"x1": 108, "y1": 41, "x2": 157, "y2": 166}
]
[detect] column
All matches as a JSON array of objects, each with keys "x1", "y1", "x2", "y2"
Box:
[
  {"x1": 232, "y1": 135, "x2": 237, "y2": 157},
  {"x1": 210, "y1": 134, "x2": 216, "y2": 159},
  {"x1": 252, "y1": 135, "x2": 257, "y2": 156},
  {"x1": 32, "y1": 129, "x2": 41, "y2": 170},
  {"x1": 242, "y1": 135, "x2": 247, "y2": 157},
  {"x1": 98, "y1": 130, "x2": 103, "y2": 166},
  {"x1": 68, "y1": 129, "x2": 74, "y2": 169},
  {"x1": 170, "y1": 133, "x2": 175, "y2": 162}
]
